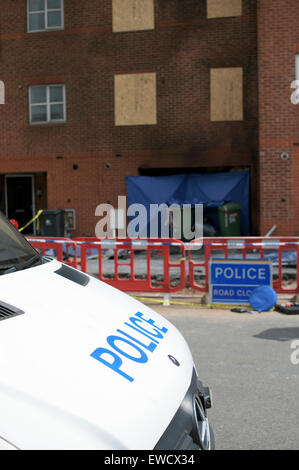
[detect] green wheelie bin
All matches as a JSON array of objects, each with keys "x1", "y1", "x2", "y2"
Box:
[{"x1": 218, "y1": 203, "x2": 242, "y2": 236}]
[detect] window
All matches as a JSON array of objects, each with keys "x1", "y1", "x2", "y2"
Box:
[
  {"x1": 29, "y1": 84, "x2": 66, "y2": 124},
  {"x1": 114, "y1": 73, "x2": 157, "y2": 126},
  {"x1": 207, "y1": 0, "x2": 242, "y2": 19},
  {"x1": 0, "y1": 81, "x2": 4, "y2": 105},
  {"x1": 27, "y1": 0, "x2": 64, "y2": 32},
  {"x1": 210, "y1": 68, "x2": 243, "y2": 121},
  {"x1": 112, "y1": 0, "x2": 155, "y2": 33}
]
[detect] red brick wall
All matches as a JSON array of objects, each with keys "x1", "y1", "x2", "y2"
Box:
[
  {"x1": 258, "y1": 0, "x2": 299, "y2": 236},
  {"x1": 0, "y1": 0, "x2": 258, "y2": 236}
]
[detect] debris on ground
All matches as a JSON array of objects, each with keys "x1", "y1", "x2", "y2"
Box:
[{"x1": 275, "y1": 303, "x2": 299, "y2": 315}]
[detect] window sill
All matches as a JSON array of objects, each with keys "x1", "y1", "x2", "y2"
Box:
[
  {"x1": 29, "y1": 121, "x2": 67, "y2": 127},
  {"x1": 27, "y1": 27, "x2": 64, "y2": 34}
]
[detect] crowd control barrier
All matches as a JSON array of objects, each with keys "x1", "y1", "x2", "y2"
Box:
[
  {"x1": 188, "y1": 237, "x2": 299, "y2": 294},
  {"x1": 73, "y1": 237, "x2": 186, "y2": 293},
  {"x1": 25, "y1": 236, "x2": 299, "y2": 295}
]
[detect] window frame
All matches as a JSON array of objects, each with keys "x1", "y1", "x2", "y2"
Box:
[
  {"x1": 29, "y1": 84, "x2": 67, "y2": 125},
  {"x1": 27, "y1": 0, "x2": 64, "y2": 33}
]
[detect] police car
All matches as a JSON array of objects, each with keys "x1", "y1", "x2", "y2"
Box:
[{"x1": 0, "y1": 212, "x2": 214, "y2": 450}]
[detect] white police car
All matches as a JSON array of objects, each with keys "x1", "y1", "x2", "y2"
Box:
[{"x1": 0, "y1": 212, "x2": 214, "y2": 450}]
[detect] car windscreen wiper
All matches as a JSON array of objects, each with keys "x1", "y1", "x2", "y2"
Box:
[
  {"x1": 1, "y1": 254, "x2": 43, "y2": 274},
  {"x1": 0, "y1": 265, "x2": 17, "y2": 272}
]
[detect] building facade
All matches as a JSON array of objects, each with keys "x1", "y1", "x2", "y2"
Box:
[
  {"x1": 258, "y1": 0, "x2": 299, "y2": 236},
  {"x1": 0, "y1": 1, "x2": 296, "y2": 237}
]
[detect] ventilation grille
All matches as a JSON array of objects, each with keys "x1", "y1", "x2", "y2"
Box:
[
  {"x1": 0, "y1": 301, "x2": 24, "y2": 322},
  {"x1": 55, "y1": 264, "x2": 90, "y2": 286}
]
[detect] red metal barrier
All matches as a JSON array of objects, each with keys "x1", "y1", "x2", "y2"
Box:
[
  {"x1": 26, "y1": 237, "x2": 78, "y2": 269},
  {"x1": 25, "y1": 236, "x2": 299, "y2": 295},
  {"x1": 188, "y1": 237, "x2": 299, "y2": 294},
  {"x1": 73, "y1": 237, "x2": 186, "y2": 293}
]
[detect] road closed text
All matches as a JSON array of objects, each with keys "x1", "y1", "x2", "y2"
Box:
[{"x1": 213, "y1": 287, "x2": 254, "y2": 298}]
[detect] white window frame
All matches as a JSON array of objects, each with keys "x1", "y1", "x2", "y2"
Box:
[
  {"x1": 29, "y1": 84, "x2": 66, "y2": 125},
  {"x1": 27, "y1": 0, "x2": 64, "y2": 33}
]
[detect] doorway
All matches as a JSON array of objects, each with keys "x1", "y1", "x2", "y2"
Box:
[{"x1": 5, "y1": 174, "x2": 36, "y2": 234}]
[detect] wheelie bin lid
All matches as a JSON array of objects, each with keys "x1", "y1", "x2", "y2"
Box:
[{"x1": 218, "y1": 203, "x2": 242, "y2": 212}]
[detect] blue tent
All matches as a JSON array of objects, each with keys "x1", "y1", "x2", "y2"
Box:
[{"x1": 126, "y1": 171, "x2": 250, "y2": 236}]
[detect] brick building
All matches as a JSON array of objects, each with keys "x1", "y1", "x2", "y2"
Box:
[
  {"x1": 0, "y1": 0, "x2": 296, "y2": 237},
  {"x1": 258, "y1": 0, "x2": 299, "y2": 236}
]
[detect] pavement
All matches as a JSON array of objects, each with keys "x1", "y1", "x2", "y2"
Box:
[{"x1": 135, "y1": 301, "x2": 299, "y2": 450}]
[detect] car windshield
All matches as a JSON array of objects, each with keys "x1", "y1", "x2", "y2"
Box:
[{"x1": 0, "y1": 211, "x2": 41, "y2": 273}]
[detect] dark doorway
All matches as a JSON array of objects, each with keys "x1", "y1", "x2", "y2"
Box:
[{"x1": 5, "y1": 175, "x2": 35, "y2": 234}]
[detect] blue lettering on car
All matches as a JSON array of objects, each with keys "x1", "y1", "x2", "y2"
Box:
[{"x1": 90, "y1": 312, "x2": 168, "y2": 382}]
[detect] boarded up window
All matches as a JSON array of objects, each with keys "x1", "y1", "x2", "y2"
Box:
[
  {"x1": 207, "y1": 0, "x2": 242, "y2": 19},
  {"x1": 115, "y1": 73, "x2": 157, "y2": 126},
  {"x1": 112, "y1": 0, "x2": 154, "y2": 33},
  {"x1": 0, "y1": 81, "x2": 4, "y2": 104},
  {"x1": 210, "y1": 68, "x2": 243, "y2": 121}
]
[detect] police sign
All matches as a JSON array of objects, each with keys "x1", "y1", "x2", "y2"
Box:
[{"x1": 209, "y1": 259, "x2": 272, "y2": 304}]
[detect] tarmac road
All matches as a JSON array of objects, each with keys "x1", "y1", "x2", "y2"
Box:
[{"x1": 146, "y1": 303, "x2": 299, "y2": 450}]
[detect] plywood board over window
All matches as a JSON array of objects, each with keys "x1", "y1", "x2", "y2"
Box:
[
  {"x1": 115, "y1": 73, "x2": 157, "y2": 126},
  {"x1": 210, "y1": 67, "x2": 243, "y2": 121},
  {"x1": 0, "y1": 81, "x2": 4, "y2": 104},
  {"x1": 207, "y1": 0, "x2": 242, "y2": 19},
  {"x1": 112, "y1": 0, "x2": 154, "y2": 32}
]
